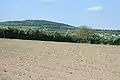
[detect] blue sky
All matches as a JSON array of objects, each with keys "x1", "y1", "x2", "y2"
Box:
[{"x1": 1, "y1": 0, "x2": 120, "y2": 29}]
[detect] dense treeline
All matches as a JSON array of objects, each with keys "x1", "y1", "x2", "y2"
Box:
[
  {"x1": 0, "y1": 26, "x2": 120, "y2": 45},
  {"x1": 0, "y1": 27, "x2": 73, "y2": 42}
]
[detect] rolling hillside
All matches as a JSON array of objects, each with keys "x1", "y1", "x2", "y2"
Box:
[{"x1": 0, "y1": 20, "x2": 75, "y2": 30}]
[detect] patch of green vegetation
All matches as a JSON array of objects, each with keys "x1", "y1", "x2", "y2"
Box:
[{"x1": 0, "y1": 26, "x2": 120, "y2": 45}]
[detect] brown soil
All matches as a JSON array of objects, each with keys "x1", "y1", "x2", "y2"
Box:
[{"x1": 0, "y1": 39, "x2": 120, "y2": 80}]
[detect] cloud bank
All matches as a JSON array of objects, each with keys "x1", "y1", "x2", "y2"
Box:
[{"x1": 87, "y1": 6, "x2": 103, "y2": 11}]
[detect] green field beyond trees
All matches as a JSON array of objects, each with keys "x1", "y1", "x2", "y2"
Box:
[{"x1": 0, "y1": 20, "x2": 120, "y2": 45}]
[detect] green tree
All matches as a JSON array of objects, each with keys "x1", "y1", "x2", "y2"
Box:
[{"x1": 73, "y1": 26, "x2": 96, "y2": 43}]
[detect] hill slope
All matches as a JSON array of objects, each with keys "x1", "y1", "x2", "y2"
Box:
[{"x1": 0, "y1": 20, "x2": 75, "y2": 30}]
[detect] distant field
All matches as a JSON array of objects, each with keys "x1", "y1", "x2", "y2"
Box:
[{"x1": 0, "y1": 38, "x2": 120, "y2": 80}]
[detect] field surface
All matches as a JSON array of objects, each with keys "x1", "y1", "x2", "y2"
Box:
[{"x1": 0, "y1": 39, "x2": 120, "y2": 80}]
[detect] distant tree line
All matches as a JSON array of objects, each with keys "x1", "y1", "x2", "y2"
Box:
[{"x1": 0, "y1": 26, "x2": 120, "y2": 45}]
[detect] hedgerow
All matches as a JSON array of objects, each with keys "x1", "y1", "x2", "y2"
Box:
[{"x1": 0, "y1": 26, "x2": 120, "y2": 45}]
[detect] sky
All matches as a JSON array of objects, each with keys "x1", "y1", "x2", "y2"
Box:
[{"x1": 1, "y1": 0, "x2": 120, "y2": 29}]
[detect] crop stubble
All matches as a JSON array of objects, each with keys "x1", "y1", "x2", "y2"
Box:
[{"x1": 0, "y1": 39, "x2": 120, "y2": 80}]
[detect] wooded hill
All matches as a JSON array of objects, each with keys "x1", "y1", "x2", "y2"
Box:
[{"x1": 0, "y1": 20, "x2": 75, "y2": 31}]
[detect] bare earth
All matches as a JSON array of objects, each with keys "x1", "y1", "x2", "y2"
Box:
[{"x1": 0, "y1": 39, "x2": 120, "y2": 80}]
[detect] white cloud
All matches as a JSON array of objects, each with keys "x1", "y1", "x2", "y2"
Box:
[{"x1": 87, "y1": 6, "x2": 103, "y2": 11}]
